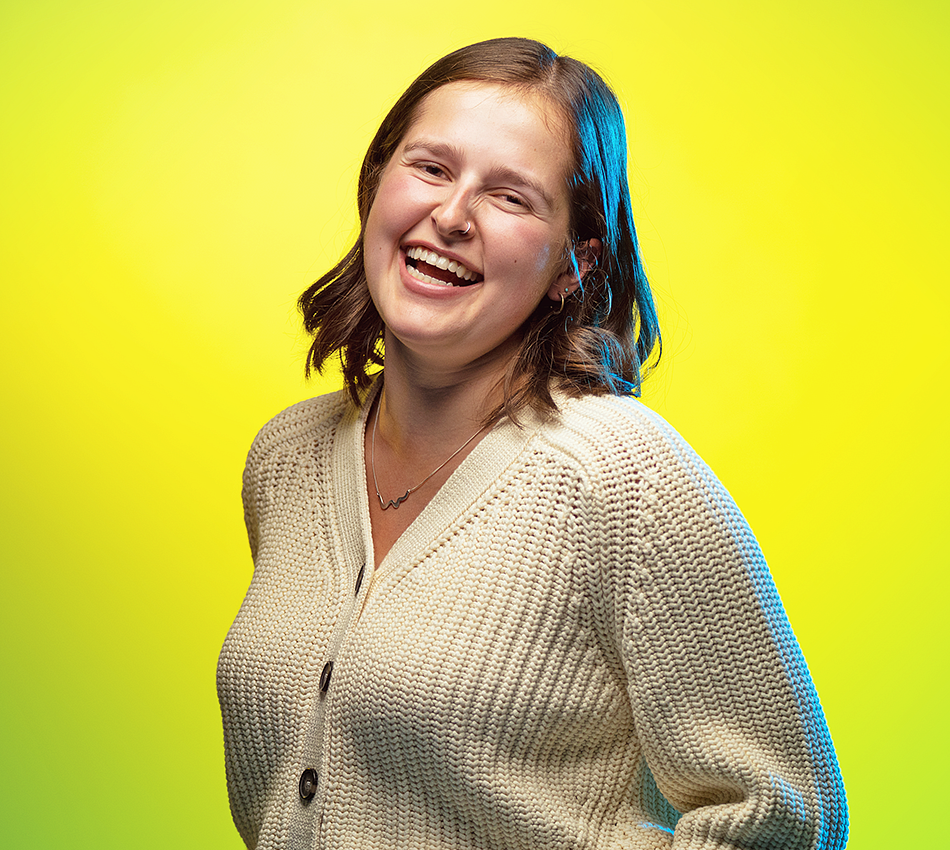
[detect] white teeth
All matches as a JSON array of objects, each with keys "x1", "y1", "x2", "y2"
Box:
[
  {"x1": 406, "y1": 246, "x2": 477, "y2": 282},
  {"x1": 406, "y1": 263, "x2": 454, "y2": 287}
]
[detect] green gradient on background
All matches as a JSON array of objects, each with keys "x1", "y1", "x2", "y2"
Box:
[{"x1": 2, "y1": 1, "x2": 946, "y2": 846}]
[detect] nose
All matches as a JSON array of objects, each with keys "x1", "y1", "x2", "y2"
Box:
[{"x1": 432, "y1": 187, "x2": 474, "y2": 239}]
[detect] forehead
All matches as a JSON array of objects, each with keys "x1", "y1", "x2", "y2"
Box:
[
  {"x1": 401, "y1": 81, "x2": 574, "y2": 181},
  {"x1": 410, "y1": 81, "x2": 568, "y2": 134}
]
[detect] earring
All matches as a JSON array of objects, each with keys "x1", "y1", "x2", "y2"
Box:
[{"x1": 554, "y1": 287, "x2": 570, "y2": 315}]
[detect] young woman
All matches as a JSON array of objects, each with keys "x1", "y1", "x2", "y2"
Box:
[{"x1": 218, "y1": 37, "x2": 848, "y2": 850}]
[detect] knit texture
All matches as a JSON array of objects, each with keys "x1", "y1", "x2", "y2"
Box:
[{"x1": 217, "y1": 385, "x2": 848, "y2": 849}]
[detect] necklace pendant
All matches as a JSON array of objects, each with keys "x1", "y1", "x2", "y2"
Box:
[{"x1": 379, "y1": 489, "x2": 411, "y2": 510}]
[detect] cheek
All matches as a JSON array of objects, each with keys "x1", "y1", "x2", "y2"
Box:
[
  {"x1": 512, "y1": 229, "x2": 564, "y2": 295},
  {"x1": 369, "y1": 170, "x2": 423, "y2": 232},
  {"x1": 496, "y1": 217, "x2": 559, "y2": 273},
  {"x1": 532, "y1": 243, "x2": 555, "y2": 276},
  {"x1": 363, "y1": 176, "x2": 411, "y2": 272},
  {"x1": 362, "y1": 208, "x2": 395, "y2": 292},
  {"x1": 365, "y1": 184, "x2": 397, "y2": 244}
]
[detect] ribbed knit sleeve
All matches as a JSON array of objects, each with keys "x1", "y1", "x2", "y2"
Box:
[
  {"x1": 583, "y1": 398, "x2": 848, "y2": 849},
  {"x1": 241, "y1": 426, "x2": 264, "y2": 563},
  {"x1": 221, "y1": 392, "x2": 352, "y2": 848},
  {"x1": 240, "y1": 394, "x2": 351, "y2": 560}
]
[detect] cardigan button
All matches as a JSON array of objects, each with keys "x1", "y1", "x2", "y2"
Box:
[
  {"x1": 355, "y1": 563, "x2": 366, "y2": 595},
  {"x1": 299, "y1": 769, "x2": 318, "y2": 802},
  {"x1": 319, "y1": 660, "x2": 333, "y2": 692}
]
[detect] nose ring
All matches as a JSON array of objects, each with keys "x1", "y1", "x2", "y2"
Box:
[{"x1": 460, "y1": 222, "x2": 471, "y2": 235}]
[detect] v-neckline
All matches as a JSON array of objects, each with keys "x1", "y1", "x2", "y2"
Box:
[{"x1": 331, "y1": 378, "x2": 547, "y2": 583}]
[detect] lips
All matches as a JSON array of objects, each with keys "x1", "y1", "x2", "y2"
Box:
[{"x1": 405, "y1": 246, "x2": 483, "y2": 287}]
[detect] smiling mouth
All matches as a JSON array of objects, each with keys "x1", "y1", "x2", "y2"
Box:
[{"x1": 405, "y1": 246, "x2": 483, "y2": 287}]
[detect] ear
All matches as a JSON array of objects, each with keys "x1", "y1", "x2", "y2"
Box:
[{"x1": 546, "y1": 238, "x2": 603, "y2": 302}]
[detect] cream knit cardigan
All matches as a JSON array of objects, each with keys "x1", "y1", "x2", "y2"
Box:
[{"x1": 217, "y1": 384, "x2": 848, "y2": 850}]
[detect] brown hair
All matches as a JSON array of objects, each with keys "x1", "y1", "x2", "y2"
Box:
[{"x1": 298, "y1": 37, "x2": 661, "y2": 422}]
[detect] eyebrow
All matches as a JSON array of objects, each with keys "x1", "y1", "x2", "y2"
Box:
[{"x1": 401, "y1": 139, "x2": 560, "y2": 210}]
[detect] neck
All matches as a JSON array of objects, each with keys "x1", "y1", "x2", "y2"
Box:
[{"x1": 374, "y1": 330, "x2": 515, "y2": 461}]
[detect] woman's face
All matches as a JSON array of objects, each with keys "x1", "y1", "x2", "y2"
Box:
[{"x1": 363, "y1": 81, "x2": 576, "y2": 374}]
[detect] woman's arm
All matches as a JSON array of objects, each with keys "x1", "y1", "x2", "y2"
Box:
[{"x1": 602, "y1": 408, "x2": 848, "y2": 849}]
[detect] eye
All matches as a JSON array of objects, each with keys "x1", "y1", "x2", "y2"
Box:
[
  {"x1": 416, "y1": 162, "x2": 447, "y2": 178},
  {"x1": 495, "y1": 191, "x2": 528, "y2": 210}
]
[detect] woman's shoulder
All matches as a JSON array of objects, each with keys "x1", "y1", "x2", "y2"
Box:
[
  {"x1": 246, "y1": 387, "x2": 353, "y2": 467},
  {"x1": 550, "y1": 395, "x2": 761, "y2": 575},
  {"x1": 545, "y1": 392, "x2": 732, "y2": 509},
  {"x1": 549, "y1": 393, "x2": 697, "y2": 469}
]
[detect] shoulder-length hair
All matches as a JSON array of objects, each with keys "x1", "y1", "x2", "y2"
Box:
[{"x1": 298, "y1": 37, "x2": 661, "y2": 423}]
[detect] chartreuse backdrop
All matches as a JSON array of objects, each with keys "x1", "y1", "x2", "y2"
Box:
[{"x1": 2, "y1": 0, "x2": 946, "y2": 847}]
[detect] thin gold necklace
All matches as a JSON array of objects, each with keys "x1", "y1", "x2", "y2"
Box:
[{"x1": 371, "y1": 398, "x2": 486, "y2": 510}]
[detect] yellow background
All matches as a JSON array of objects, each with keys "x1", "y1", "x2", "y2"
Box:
[{"x1": 2, "y1": 1, "x2": 946, "y2": 846}]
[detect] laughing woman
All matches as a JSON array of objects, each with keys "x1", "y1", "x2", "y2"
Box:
[{"x1": 217, "y1": 37, "x2": 848, "y2": 850}]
